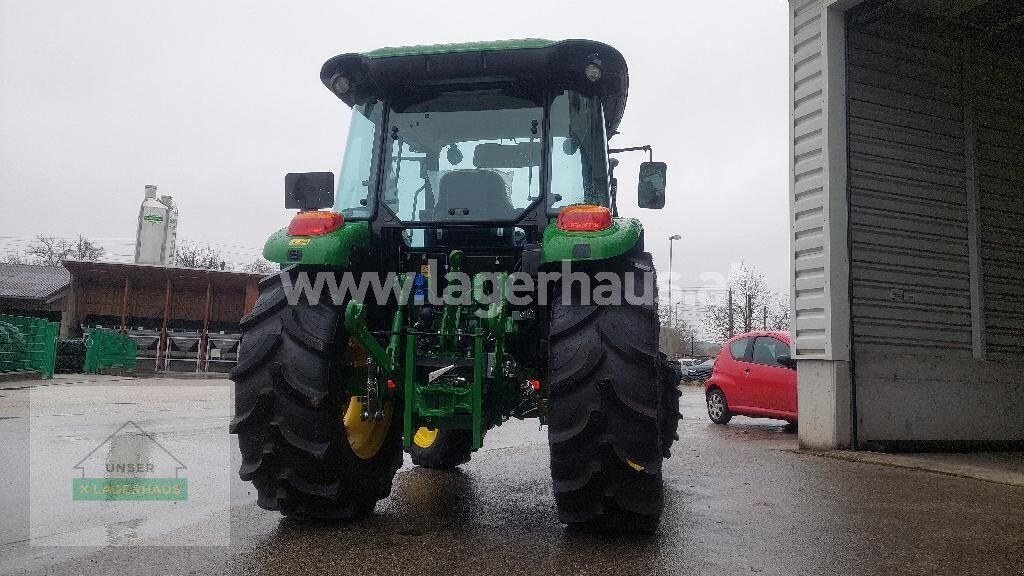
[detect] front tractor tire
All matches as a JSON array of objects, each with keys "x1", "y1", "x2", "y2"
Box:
[
  {"x1": 229, "y1": 270, "x2": 402, "y2": 519},
  {"x1": 406, "y1": 427, "x2": 474, "y2": 470},
  {"x1": 547, "y1": 253, "x2": 681, "y2": 533}
]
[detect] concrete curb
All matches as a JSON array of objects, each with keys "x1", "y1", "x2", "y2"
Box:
[{"x1": 791, "y1": 448, "x2": 1024, "y2": 488}]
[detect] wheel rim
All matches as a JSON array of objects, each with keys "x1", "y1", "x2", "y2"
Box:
[
  {"x1": 412, "y1": 427, "x2": 439, "y2": 449},
  {"x1": 343, "y1": 398, "x2": 393, "y2": 460},
  {"x1": 708, "y1": 393, "x2": 724, "y2": 420}
]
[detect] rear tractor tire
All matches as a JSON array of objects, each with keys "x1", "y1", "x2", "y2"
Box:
[
  {"x1": 229, "y1": 270, "x2": 403, "y2": 519},
  {"x1": 406, "y1": 427, "x2": 474, "y2": 470},
  {"x1": 547, "y1": 253, "x2": 681, "y2": 533}
]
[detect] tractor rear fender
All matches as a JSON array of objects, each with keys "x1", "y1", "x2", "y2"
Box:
[
  {"x1": 540, "y1": 217, "x2": 643, "y2": 264},
  {"x1": 263, "y1": 221, "x2": 371, "y2": 267}
]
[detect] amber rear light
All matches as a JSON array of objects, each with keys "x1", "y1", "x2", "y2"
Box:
[
  {"x1": 288, "y1": 211, "x2": 344, "y2": 236},
  {"x1": 556, "y1": 204, "x2": 613, "y2": 231}
]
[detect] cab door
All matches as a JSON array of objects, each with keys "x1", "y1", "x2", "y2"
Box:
[
  {"x1": 750, "y1": 336, "x2": 797, "y2": 416},
  {"x1": 721, "y1": 336, "x2": 755, "y2": 408}
]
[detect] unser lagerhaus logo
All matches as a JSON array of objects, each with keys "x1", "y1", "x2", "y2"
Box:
[{"x1": 72, "y1": 420, "x2": 188, "y2": 501}]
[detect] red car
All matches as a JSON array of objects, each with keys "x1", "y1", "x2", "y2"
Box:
[{"x1": 704, "y1": 331, "x2": 797, "y2": 426}]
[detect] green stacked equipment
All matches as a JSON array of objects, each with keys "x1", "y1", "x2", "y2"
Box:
[
  {"x1": 0, "y1": 314, "x2": 57, "y2": 378},
  {"x1": 84, "y1": 328, "x2": 137, "y2": 374}
]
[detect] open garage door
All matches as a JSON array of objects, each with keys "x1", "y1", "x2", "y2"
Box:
[
  {"x1": 846, "y1": 11, "x2": 972, "y2": 358},
  {"x1": 844, "y1": 1, "x2": 1024, "y2": 448},
  {"x1": 975, "y1": 43, "x2": 1024, "y2": 361}
]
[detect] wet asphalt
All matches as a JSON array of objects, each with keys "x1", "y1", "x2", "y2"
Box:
[{"x1": 1, "y1": 377, "x2": 1023, "y2": 576}]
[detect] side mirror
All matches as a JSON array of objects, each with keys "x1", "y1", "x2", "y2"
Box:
[
  {"x1": 637, "y1": 162, "x2": 667, "y2": 209},
  {"x1": 285, "y1": 172, "x2": 334, "y2": 210},
  {"x1": 777, "y1": 354, "x2": 797, "y2": 370}
]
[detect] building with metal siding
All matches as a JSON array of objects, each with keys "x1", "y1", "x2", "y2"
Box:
[
  {"x1": 0, "y1": 263, "x2": 69, "y2": 320},
  {"x1": 789, "y1": 0, "x2": 1024, "y2": 449}
]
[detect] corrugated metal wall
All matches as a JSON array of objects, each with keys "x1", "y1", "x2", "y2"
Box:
[
  {"x1": 846, "y1": 16, "x2": 974, "y2": 357},
  {"x1": 790, "y1": 0, "x2": 1024, "y2": 446},
  {"x1": 975, "y1": 46, "x2": 1024, "y2": 362},
  {"x1": 791, "y1": 0, "x2": 829, "y2": 357}
]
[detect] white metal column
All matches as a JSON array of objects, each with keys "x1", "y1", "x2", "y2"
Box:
[{"x1": 789, "y1": 0, "x2": 861, "y2": 448}]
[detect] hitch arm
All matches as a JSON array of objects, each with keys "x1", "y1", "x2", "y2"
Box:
[{"x1": 344, "y1": 301, "x2": 395, "y2": 379}]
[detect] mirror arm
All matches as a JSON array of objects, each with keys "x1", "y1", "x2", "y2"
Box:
[
  {"x1": 609, "y1": 178, "x2": 618, "y2": 217},
  {"x1": 609, "y1": 145, "x2": 653, "y2": 163}
]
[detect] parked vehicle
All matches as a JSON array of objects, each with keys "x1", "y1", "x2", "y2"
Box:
[
  {"x1": 704, "y1": 331, "x2": 797, "y2": 426},
  {"x1": 682, "y1": 357, "x2": 714, "y2": 383}
]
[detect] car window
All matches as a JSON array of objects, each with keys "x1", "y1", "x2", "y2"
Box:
[
  {"x1": 728, "y1": 338, "x2": 752, "y2": 361},
  {"x1": 753, "y1": 337, "x2": 790, "y2": 367}
]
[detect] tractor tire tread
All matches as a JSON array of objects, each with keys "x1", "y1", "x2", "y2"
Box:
[
  {"x1": 547, "y1": 253, "x2": 676, "y2": 533},
  {"x1": 231, "y1": 271, "x2": 402, "y2": 520},
  {"x1": 407, "y1": 429, "x2": 474, "y2": 470}
]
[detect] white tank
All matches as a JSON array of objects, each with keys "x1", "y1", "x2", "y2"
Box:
[
  {"x1": 161, "y1": 194, "x2": 179, "y2": 266},
  {"x1": 134, "y1": 185, "x2": 177, "y2": 265}
]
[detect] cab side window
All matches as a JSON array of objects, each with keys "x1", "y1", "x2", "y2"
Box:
[
  {"x1": 752, "y1": 337, "x2": 790, "y2": 367},
  {"x1": 729, "y1": 337, "x2": 752, "y2": 362}
]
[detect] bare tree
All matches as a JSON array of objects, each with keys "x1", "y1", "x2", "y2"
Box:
[
  {"x1": 659, "y1": 301, "x2": 697, "y2": 358},
  {"x1": 175, "y1": 242, "x2": 228, "y2": 270},
  {"x1": 69, "y1": 235, "x2": 106, "y2": 261},
  {"x1": 241, "y1": 259, "x2": 276, "y2": 274},
  {"x1": 701, "y1": 299, "x2": 736, "y2": 344},
  {"x1": 26, "y1": 236, "x2": 71, "y2": 266},
  {"x1": 767, "y1": 294, "x2": 791, "y2": 331},
  {"x1": 25, "y1": 235, "x2": 105, "y2": 266},
  {"x1": 3, "y1": 252, "x2": 26, "y2": 265},
  {"x1": 701, "y1": 264, "x2": 790, "y2": 342}
]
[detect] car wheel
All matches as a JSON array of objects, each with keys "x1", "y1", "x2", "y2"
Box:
[{"x1": 706, "y1": 389, "x2": 732, "y2": 425}]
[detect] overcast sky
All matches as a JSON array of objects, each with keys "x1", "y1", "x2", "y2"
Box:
[{"x1": 1, "y1": 0, "x2": 791, "y2": 323}]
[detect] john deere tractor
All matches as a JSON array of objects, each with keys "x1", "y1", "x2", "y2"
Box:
[{"x1": 230, "y1": 39, "x2": 681, "y2": 532}]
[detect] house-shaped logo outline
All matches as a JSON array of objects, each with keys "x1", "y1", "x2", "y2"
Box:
[{"x1": 72, "y1": 420, "x2": 187, "y2": 478}]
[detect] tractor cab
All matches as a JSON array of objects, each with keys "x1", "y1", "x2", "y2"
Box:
[{"x1": 278, "y1": 39, "x2": 665, "y2": 273}]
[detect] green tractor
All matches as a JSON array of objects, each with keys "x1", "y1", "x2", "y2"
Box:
[{"x1": 230, "y1": 39, "x2": 681, "y2": 532}]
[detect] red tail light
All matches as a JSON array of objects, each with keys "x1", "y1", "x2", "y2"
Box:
[
  {"x1": 556, "y1": 204, "x2": 612, "y2": 232},
  {"x1": 288, "y1": 211, "x2": 343, "y2": 236}
]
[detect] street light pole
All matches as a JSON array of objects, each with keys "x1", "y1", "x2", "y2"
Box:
[{"x1": 668, "y1": 234, "x2": 682, "y2": 335}]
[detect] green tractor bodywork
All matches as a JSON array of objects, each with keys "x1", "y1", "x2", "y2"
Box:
[
  {"x1": 265, "y1": 216, "x2": 643, "y2": 267},
  {"x1": 263, "y1": 221, "x2": 371, "y2": 267},
  {"x1": 539, "y1": 216, "x2": 643, "y2": 263},
  {"x1": 233, "y1": 38, "x2": 677, "y2": 531}
]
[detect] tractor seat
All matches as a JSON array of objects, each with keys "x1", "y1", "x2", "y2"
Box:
[{"x1": 435, "y1": 169, "x2": 513, "y2": 220}]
